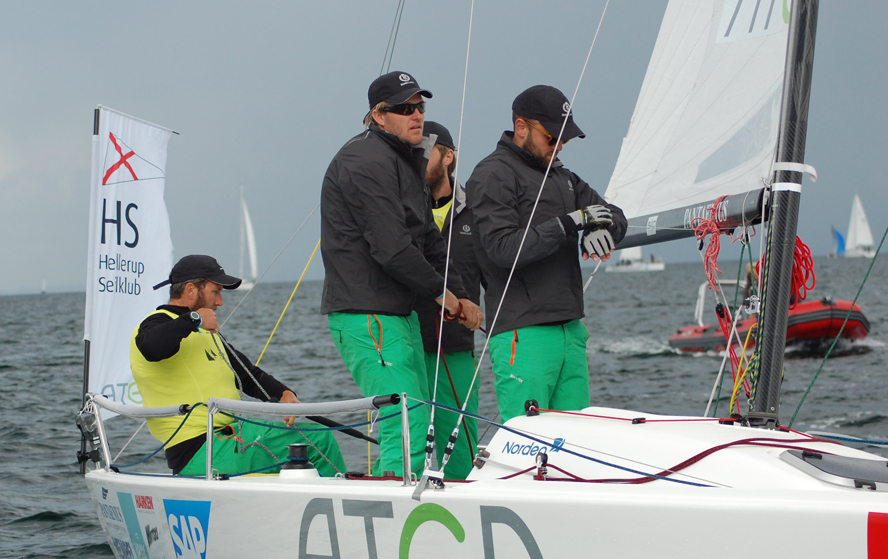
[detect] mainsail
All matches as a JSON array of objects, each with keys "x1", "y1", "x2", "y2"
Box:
[{"x1": 604, "y1": 0, "x2": 791, "y2": 247}]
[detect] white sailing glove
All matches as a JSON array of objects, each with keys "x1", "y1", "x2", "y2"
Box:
[
  {"x1": 567, "y1": 204, "x2": 613, "y2": 230},
  {"x1": 582, "y1": 228, "x2": 615, "y2": 258}
]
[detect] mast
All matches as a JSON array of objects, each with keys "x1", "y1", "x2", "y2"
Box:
[{"x1": 748, "y1": 0, "x2": 819, "y2": 429}]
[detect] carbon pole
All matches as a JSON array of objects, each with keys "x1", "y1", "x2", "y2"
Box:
[
  {"x1": 79, "y1": 107, "x2": 102, "y2": 474},
  {"x1": 748, "y1": 0, "x2": 819, "y2": 429}
]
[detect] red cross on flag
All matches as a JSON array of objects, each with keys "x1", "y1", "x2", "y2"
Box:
[{"x1": 84, "y1": 106, "x2": 175, "y2": 417}]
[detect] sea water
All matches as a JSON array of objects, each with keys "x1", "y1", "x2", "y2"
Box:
[{"x1": 1, "y1": 258, "x2": 886, "y2": 557}]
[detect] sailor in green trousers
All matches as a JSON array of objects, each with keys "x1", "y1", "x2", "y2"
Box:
[{"x1": 320, "y1": 72, "x2": 483, "y2": 477}]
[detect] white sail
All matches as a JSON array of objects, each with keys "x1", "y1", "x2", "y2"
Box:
[
  {"x1": 605, "y1": 0, "x2": 790, "y2": 219},
  {"x1": 238, "y1": 191, "x2": 259, "y2": 288},
  {"x1": 844, "y1": 193, "x2": 874, "y2": 258}
]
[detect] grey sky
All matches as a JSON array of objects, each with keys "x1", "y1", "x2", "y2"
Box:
[{"x1": 1, "y1": 1, "x2": 885, "y2": 295}]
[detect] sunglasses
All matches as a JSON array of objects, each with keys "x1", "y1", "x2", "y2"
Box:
[
  {"x1": 524, "y1": 119, "x2": 569, "y2": 146},
  {"x1": 380, "y1": 101, "x2": 426, "y2": 116}
]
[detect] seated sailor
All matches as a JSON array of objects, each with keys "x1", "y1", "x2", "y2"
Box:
[{"x1": 131, "y1": 254, "x2": 346, "y2": 476}]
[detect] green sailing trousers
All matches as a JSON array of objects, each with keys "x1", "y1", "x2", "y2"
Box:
[
  {"x1": 329, "y1": 312, "x2": 430, "y2": 477},
  {"x1": 178, "y1": 420, "x2": 346, "y2": 477},
  {"x1": 488, "y1": 320, "x2": 590, "y2": 423},
  {"x1": 424, "y1": 349, "x2": 479, "y2": 480}
]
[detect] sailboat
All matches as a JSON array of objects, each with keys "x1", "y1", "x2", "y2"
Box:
[
  {"x1": 79, "y1": 2, "x2": 888, "y2": 557},
  {"x1": 236, "y1": 190, "x2": 258, "y2": 290},
  {"x1": 605, "y1": 245, "x2": 665, "y2": 272},
  {"x1": 844, "y1": 193, "x2": 875, "y2": 258}
]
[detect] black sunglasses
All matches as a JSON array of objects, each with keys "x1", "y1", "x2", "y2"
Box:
[{"x1": 380, "y1": 101, "x2": 426, "y2": 116}]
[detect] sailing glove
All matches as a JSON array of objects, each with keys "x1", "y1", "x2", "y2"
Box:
[
  {"x1": 562, "y1": 205, "x2": 613, "y2": 233},
  {"x1": 583, "y1": 228, "x2": 615, "y2": 258}
]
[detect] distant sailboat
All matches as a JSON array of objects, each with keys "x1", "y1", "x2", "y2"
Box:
[
  {"x1": 605, "y1": 245, "x2": 665, "y2": 273},
  {"x1": 843, "y1": 193, "x2": 874, "y2": 258},
  {"x1": 828, "y1": 225, "x2": 845, "y2": 258},
  {"x1": 237, "y1": 190, "x2": 258, "y2": 290}
]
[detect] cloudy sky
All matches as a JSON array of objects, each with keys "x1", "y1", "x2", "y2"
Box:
[{"x1": 1, "y1": 1, "x2": 885, "y2": 295}]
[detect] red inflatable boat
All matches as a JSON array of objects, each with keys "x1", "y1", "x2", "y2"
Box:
[{"x1": 669, "y1": 297, "x2": 871, "y2": 353}]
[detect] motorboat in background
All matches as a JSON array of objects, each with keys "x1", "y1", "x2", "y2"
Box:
[
  {"x1": 668, "y1": 281, "x2": 871, "y2": 353},
  {"x1": 605, "y1": 245, "x2": 665, "y2": 272}
]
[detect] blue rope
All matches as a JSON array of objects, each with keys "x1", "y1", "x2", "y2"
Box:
[
  {"x1": 110, "y1": 403, "x2": 206, "y2": 470},
  {"x1": 420, "y1": 400, "x2": 714, "y2": 488}
]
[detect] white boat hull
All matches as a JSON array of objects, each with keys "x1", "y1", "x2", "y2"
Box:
[
  {"x1": 85, "y1": 407, "x2": 888, "y2": 558},
  {"x1": 605, "y1": 261, "x2": 665, "y2": 272}
]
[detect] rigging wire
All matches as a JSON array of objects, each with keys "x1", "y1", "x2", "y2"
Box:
[
  {"x1": 428, "y1": 0, "x2": 477, "y2": 473},
  {"x1": 788, "y1": 223, "x2": 888, "y2": 427},
  {"x1": 451, "y1": 0, "x2": 614, "y2": 468},
  {"x1": 256, "y1": 239, "x2": 321, "y2": 365},
  {"x1": 380, "y1": 0, "x2": 407, "y2": 75},
  {"x1": 220, "y1": 203, "x2": 320, "y2": 329}
]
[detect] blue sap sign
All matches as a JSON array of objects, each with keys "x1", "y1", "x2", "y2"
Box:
[{"x1": 164, "y1": 499, "x2": 211, "y2": 559}]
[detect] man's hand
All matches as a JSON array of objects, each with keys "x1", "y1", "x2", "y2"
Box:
[
  {"x1": 582, "y1": 229, "x2": 615, "y2": 262},
  {"x1": 280, "y1": 390, "x2": 301, "y2": 427},
  {"x1": 195, "y1": 308, "x2": 219, "y2": 332},
  {"x1": 569, "y1": 204, "x2": 613, "y2": 230},
  {"x1": 456, "y1": 299, "x2": 483, "y2": 331}
]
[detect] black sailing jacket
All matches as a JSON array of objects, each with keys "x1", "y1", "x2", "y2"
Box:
[
  {"x1": 320, "y1": 124, "x2": 465, "y2": 316},
  {"x1": 413, "y1": 180, "x2": 482, "y2": 354},
  {"x1": 466, "y1": 132, "x2": 627, "y2": 336}
]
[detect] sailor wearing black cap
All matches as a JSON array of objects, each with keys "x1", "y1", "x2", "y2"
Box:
[
  {"x1": 320, "y1": 73, "x2": 483, "y2": 477},
  {"x1": 131, "y1": 255, "x2": 346, "y2": 477},
  {"x1": 466, "y1": 85, "x2": 627, "y2": 423},
  {"x1": 412, "y1": 121, "x2": 482, "y2": 480}
]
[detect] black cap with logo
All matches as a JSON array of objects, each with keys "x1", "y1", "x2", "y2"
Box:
[
  {"x1": 152, "y1": 255, "x2": 242, "y2": 291},
  {"x1": 512, "y1": 85, "x2": 585, "y2": 142},
  {"x1": 422, "y1": 121, "x2": 455, "y2": 150},
  {"x1": 368, "y1": 71, "x2": 433, "y2": 107}
]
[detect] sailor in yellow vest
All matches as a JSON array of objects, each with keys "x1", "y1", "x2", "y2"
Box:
[{"x1": 131, "y1": 255, "x2": 345, "y2": 476}]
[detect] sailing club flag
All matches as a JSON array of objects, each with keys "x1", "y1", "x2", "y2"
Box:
[{"x1": 84, "y1": 106, "x2": 174, "y2": 416}]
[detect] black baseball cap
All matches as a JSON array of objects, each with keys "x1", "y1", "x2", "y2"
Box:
[
  {"x1": 152, "y1": 255, "x2": 242, "y2": 290},
  {"x1": 423, "y1": 121, "x2": 455, "y2": 150},
  {"x1": 512, "y1": 85, "x2": 585, "y2": 142},
  {"x1": 368, "y1": 71, "x2": 433, "y2": 107}
]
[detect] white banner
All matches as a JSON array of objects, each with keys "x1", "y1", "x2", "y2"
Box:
[{"x1": 84, "y1": 106, "x2": 174, "y2": 414}]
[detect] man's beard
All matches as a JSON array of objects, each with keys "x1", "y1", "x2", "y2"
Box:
[
  {"x1": 522, "y1": 139, "x2": 551, "y2": 168},
  {"x1": 426, "y1": 158, "x2": 447, "y2": 193},
  {"x1": 195, "y1": 288, "x2": 215, "y2": 311}
]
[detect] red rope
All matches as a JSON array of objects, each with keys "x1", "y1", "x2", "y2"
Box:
[{"x1": 691, "y1": 196, "x2": 729, "y2": 291}]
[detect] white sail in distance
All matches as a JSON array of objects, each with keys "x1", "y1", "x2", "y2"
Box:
[
  {"x1": 239, "y1": 193, "x2": 258, "y2": 284},
  {"x1": 605, "y1": 0, "x2": 791, "y2": 220},
  {"x1": 845, "y1": 193, "x2": 875, "y2": 258}
]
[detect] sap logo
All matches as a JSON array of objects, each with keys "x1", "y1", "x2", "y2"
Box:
[
  {"x1": 100, "y1": 503, "x2": 125, "y2": 523},
  {"x1": 102, "y1": 487, "x2": 109, "y2": 500},
  {"x1": 164, "y1": 499, "x2": 211, "y2": 559},
  {"x1": 134, "y1": 495, "x2": 154, "y2": 510},
  {"x1": 145, "y1": 524, "x2": 160, "y2": 547},
  {"x1": 110, "y1": 536, "x2": 137, "y2": 559}
]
